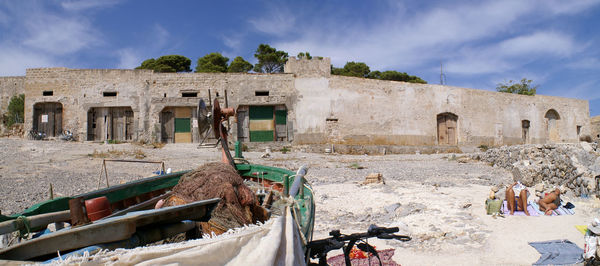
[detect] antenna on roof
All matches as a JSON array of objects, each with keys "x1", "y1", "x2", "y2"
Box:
[{"x1": 440, "y1": 61, "x2": 447, "y2": 85}]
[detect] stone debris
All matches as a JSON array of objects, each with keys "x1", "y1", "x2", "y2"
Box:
[
  {"x1": 473, "y1": 143, "x2": 599, "y2": 197},
  {"x1": 363, "y1": 172, "x2": 384, "y2": 185}
]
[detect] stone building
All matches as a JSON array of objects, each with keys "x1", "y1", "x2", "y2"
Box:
[
  {"x1": 0, "y1": 57, "x2": 592, "y2": 152},
  {"x1": 592, "y1": 115, "x2": 600, "y2": 142}
]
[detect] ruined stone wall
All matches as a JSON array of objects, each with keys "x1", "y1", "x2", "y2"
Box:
[
  {"x1": 24, "y1": 68, "x2": 296, "y2": 142},
  {"x1": 148, "y1": 72, "x2": 295, "y2": 142},
  {"x1": 0, "y1": 76, "x2": 25, "y2": 120},
  {"x1": 293, "y1": 75, "x2": 590, "y2": 147},
  {"x1": 592, "y1": 115, "x2": 600, "y2": 141},
  {"x1": 284, "y1": 56, "x2": 331, "y2": 78}
]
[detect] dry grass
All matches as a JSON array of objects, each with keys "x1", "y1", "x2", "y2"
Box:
[{"x1": 88, "y1": 148, "x2": 146, "y2": 159}]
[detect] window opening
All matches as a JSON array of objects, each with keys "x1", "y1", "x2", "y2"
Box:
[
  {"x1": 255, "y1": 91, "x2": 269, "y2": 96},
  {"x1": 103, "y1": 92, "x2": 117, "y2": 97},
  {"x1": 181, "y1": 92, "x2": 198, "y2": 97},
  {"x1": 43, "y1": 91, "x2": 53, "y2": 96}
]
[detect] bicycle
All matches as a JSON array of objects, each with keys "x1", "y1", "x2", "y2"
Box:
[
  {"x1": 306, "y1": 225, "x2": 411, "y2": 266},
  {"x1": 59, "y1": 130, "x2": 75, "y2": 141},
  {"x1": 28, "y1": 130, "x2": 46, "y2": 140}
]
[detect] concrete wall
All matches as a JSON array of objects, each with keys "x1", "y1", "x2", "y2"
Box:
[{"x1": 293, "y1": 74, "x2": 590, "y2": 147}]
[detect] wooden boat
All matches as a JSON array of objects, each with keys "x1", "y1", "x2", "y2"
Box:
[{"x1": 0, "y1": 163, "x2": 315, "y2": 261}]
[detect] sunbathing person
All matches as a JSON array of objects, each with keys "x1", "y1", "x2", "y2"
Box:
[
  {"x1": 539, "y1": 188, "x2": 561, "y2": 215},
  {"x1": 506, "y1": 182, "x2": 530, "y2": 216}
]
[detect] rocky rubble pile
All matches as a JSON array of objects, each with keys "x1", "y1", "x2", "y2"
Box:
[{"x1": 473, "y1": 143, "x2": 600, "y2": 197}]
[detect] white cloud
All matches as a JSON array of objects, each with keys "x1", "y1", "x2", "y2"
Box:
[
  {"x1": 248, "y1": 6, "x2": 295, "y2": 36},
  {"x1": 497, "y1": 32, "x2": 577, "y2": 57},
  {"x1": 0, "y1": 46, "x2": 56, "y2": 76},
  {"x1": 116, "y1": 48, "x2": 140, "y2": 69},
  {"x1": 446, "y1": 31, "x2": 578, "y2": 75},
  {"x1": 61, "y1": 0, "x2": 121, "y2": 11},
  {"x1": 22, "y1": 14, "x2": 100, "y2": 55},
  {"x1": 272, "y1": 0, "x2": 597, "y2": 73}
]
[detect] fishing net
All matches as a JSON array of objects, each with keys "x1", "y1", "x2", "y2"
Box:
[{"x1": 165, "y1": 162, "x2": 264, "y2": 232}]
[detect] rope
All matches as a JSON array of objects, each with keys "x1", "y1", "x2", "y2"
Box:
[{"x1": 15, "y1": 216, "x2": 31, "y2": 238}]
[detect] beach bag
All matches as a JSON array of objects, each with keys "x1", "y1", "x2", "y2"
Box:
[{"x1": 485, "y1": 199, "x2": 502, "y2": 215}]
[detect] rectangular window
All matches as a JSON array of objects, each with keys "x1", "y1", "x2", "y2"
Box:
[
  {"x1": 255, "y1": 91, "x2": 269, "y2": 96},
  {"x1": 326, "y1": 118, "x2": 339, "y2": 122},
  {"x1": 43, "y1": 91, "x2": 53, "y2": 96},
  {"x1": 181, "y1": 92, "x2": 198, "y2": 97},
  {"x1": 103, "y1": 92, "x2": 117, "y2": 97}
]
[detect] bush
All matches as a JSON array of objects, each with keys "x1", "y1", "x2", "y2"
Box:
[
  {"x1": 478, "y1": 145, "x2": 489, "y2": 152},
  {"x1": 4, "y1": 94, "x2": 24, "y2": 127}
]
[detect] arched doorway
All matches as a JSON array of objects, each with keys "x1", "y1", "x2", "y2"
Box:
[
  {"x1": 437, "y1": 112, "x2": 458, "y2": 145},
  {"x1": 33, "y1": 102, "x2": 62, "y2": 137},
  {"x1": 545, "y1": 109, "x2": 560, "y2": 142}
]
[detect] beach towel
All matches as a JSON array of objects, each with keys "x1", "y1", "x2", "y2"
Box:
[
  {"x1": 501, "y1": 201, "x2": 539, "y2": 216},
  {"x1": 502, "y1": 201, "x2": 574, "y2": 216},
  {"x1": 529, "y1": 239, "x2": 583, "y2": 265}
]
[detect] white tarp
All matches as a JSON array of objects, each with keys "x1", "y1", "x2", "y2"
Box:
[{"x1": 60, "y1": 207, "x2": 306, "y2": 266}]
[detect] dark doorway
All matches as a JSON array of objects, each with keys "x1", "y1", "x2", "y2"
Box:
[
  {"x1": 33, "y1": 102, "x2": 62, "y2": 137},
  {"x1": 522, "y1": 120, "x2": 530, "y2": 144}
]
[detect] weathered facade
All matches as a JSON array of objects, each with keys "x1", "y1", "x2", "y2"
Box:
[
  {"x1": 0, "y1": 57, "x2": 592, "y2": 151},
  {"x1": 592, "y1": 115, "x2": 600, "y2": 141}
]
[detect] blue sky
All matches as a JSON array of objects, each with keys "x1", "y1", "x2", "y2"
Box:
[{"x1": 1, "y1": 0, "x2": 599, "y2": 115}]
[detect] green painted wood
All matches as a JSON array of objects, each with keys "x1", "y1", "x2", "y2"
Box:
[
  {"x1": 250, "y1": 130, "x2": 274, "y2": 142},
  {"x1": 174, "y1": 118, "x2": 190, "y2": 133},
  {"x1": 275, "y1": 110, "x2": 287, "y2": 125},
  {"x1": 249, "y1": 106, "x2": 273, "y2": 120}
]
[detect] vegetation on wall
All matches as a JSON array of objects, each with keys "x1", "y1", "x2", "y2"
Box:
[
  {"x1": 496, "y1": 78, "x2": 537, "y2": 96},
  {"x1": 4, "y1": 94, "x2": 24, "y2": 127},
  {"x1": 332, "y1": 61, "x2": 427, "y2": 84},
  {"x1": 228, "y1": 56, "x2": 253, "y2": 73},
  {"x1": 195, "y1": 53, "x2": 229, "y2": 73},
  {"x1": 136, "y1": 55, "x2": 192, "y2": 73},
  {"x1": 131, "y1": 44, "x2": 423, "y2": 82},
  {"x1": 253, "y1": 44, "x2": 289, "y2": 73}
]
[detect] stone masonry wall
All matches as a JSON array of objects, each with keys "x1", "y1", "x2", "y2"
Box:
[{"x1": 0, "y1": 76, "x2": 25, "y2": 121}]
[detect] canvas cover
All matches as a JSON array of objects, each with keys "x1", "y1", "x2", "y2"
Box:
[{"x1": 59, "y1": 207, "x2": 305, "y2": 266}]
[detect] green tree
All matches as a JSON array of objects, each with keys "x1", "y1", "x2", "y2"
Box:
[
  {"x1": 4, "y1": 94, "x2": 24, "y2": 127},
  {"x1": 496, "y1": 78, "x2": 537, "y2": 96},
  {"x1": 378, "y1": 70, "x2": 427, "y2": 84},
  {"x1": 331, "y1": 61, "x2": 371, "y2": 78},
  {"x1": 228, "y1": 56, "x2": 253, "y2": 73},
  {"x1": 253, "y1": 44, "x2": 289, "y2": 73},
  {"x1": 297, "y1": 52, "x2": 312, "y2": 59},
  {"x1": 135, "y1": 55, "x2": 192, "y2": 73},
  {"x1": 195, "y1": 53, "x2": 229, "y2": 73}
]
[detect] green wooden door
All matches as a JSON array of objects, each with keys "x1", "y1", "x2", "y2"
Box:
[{"x1": 249, "y1": 106, "x2": 274, "y2": 142}]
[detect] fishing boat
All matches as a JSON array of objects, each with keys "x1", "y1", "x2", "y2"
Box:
[{"x1": 0, "y1": 99, "x2": 315, "y2": 263}]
